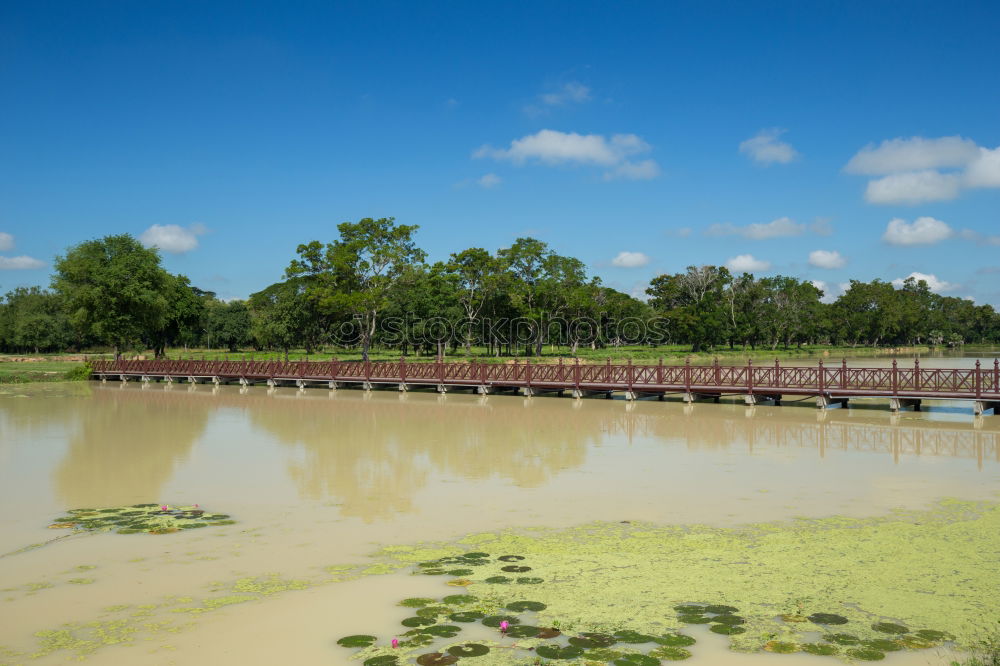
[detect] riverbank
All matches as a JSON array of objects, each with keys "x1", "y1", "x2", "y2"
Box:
[{"x1": 0, "y1": 359, "x2": 91, "y2": 384}]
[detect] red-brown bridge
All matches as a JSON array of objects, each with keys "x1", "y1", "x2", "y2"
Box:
[{"x1": 91, "y1": 357, "x2": 1000, "y2": 415}]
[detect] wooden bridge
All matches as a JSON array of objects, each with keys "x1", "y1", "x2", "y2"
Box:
[{"x1": 90, "y1": 357, "x2": 1000, "y2": 415}]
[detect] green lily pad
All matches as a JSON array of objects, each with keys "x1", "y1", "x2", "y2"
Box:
[
  {"x1": 361, "y1": 656, "x2": 398, "y2": 666},
  {"x1": 418, "y1": 562, "x2": 443, "y2": 568},
  {"x1": 400, "y1": 634, "x2": 434, "y2": 647},
  {"x1": 569, "y1": 635, "x2": 611, "y2": 648},
  {"x1": 442, "y1": 594, "x2": 477, "y2": 605},
  {"x1": 862, "y1": 639, "x2": 902, "y2": 652},
  {"x1": 500, "y1": 565, "x2": 531, "y2": 573},
  {"x1": 711, "y1": 615, "x2": 745, "y2": 626},
  {"x1": 482, "y1": 615, "x2": 520, "y2": 628},
  {"x1": 703, "y1": 604, "x2": 738, "y2": 614},
  {"x1": 672, "y1": 604, "x2": 705, "y2": 614},
  {"x1": 802, "y1": 643, "x2": 839, "y2": 655},
  {"x1": 709, "y1": 625, "x2": 746, "y2": 635},
  {"x1": 649, "y1": 646, "x2": 692, "y2": 661},
  {"x1": 401, "y1": 617, "x2": 436, "y2": 627},
  {"x1": 464, "y1": 552, "x2": 490, "y2": 558},
  {"x1": 449, "y1": 611, "x2": 486, "y2": 623},
  {"x1": 506, "y1": 625, "x2": 541, "y2": 638},
  {"x1": 915, "y1": 629, "x2": 952, "y2": 641},
  {"x1": 583, "y1": 649, "x2": 625, "y2": 661},
  {"x1": 415, "y1": 653, "x2": 458, "y2": 666},
  {"x1": 415, "y1": 606, "x2": 450, "y2": 619},
  {"x1": 872, "y1": 622, "x2": 908, "y2": 634},
  {"x1": 497, "y1": 555, "x2": 524, "y2": 561},
  {"x1": 613, "y1": 630, "x2": 655, "y2": 643},
  {"x1": 420, "y1": 569, "x2": 446, "y2": 576},
  {"x1": 535, "y1": 645, "x2": 583, "y2": 659},
  {"x1": 447, "y1": 644, "x2": 489, "y2": 657},
  {"x1": 845, "y1": 648, "x2": 885, "y2": 661},
  {"x1": 823, "y1": 633, "x2": 860, "y2": 645},
  {"x1": 422, "y1": 625, "x2": 461, "y2": 637},
  {"x1": 337, "y1": 635, "x2": 376, "y2": 647},
  {"x1": 446, "y1": 569, "x2": 473, "y2": 577},
  {"x1": 678, "y1": 614, "x2": 711, "y2": 624},
  {"x1": 516, "y1": 577, "x2": 543, "y2": 584},
  {"x1": 654, "y1": 633, "x2": 695, "y2": 647},
  {"x1": 484, "y1": 576, "x2": 511, "y2": 584},
  {"x1": 808, "y1": 613, "x2": 849, "y2": 625},
  {"x1": 505, "y1": 600, "x2": 546, "y2": 612},
  {"x1": 399, "y1": 598, "x2": 436, "y2": 608},
  {"x1": 613, "y1": 654, "x2": 659, "y2": 666},
  {"x1": 764, "y1": 641, "x2": 799, "y2": 653}
]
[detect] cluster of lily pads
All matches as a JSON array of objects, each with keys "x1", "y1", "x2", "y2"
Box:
[
  {"x1": 48, "y1": 504, "x2": 235, "y2": 535},
  {"x1": 337, "y1": 550, "x2": 957, "y2": 664}
]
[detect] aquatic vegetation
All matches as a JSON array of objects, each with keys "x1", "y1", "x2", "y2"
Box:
[
  {"x1": 862, "y1": 639, "x2": 902, "y2": 651},
  {"x1": 802, "y1": 643, "x2": 840, "y2": 655},
  {"x1": 400, "y1": 598, "x2": 436, "y2": 608},
  {"x1": 653, "y1": 634, "x2": 695, "y2": 647},
  {"x1": 809, "y1": 613, "x2": 849, "y2": 625},
  {"x1": 845, "y1": 647, "x2": 886, "y2": 660},
  {"x1": 872, "y1": 621, "x2": 909, "y2": 634},
  {"x1": 446, "y1": 644, "x2": 489, "y2": 657},
  {"x1": 535, "y1": 644, "x2": 584, "y2": 659},
  {"x1": 613, "y1": 654, "x2": 659, "y2": 665},
  {"x1": 764, "y1": 641, "x2": 800, "y2": 653},
  {"x1": 824, "y1": 633, "x2": 861, "y2": 645},
  {"x1": 338, "y1": 635, "x2": 377, "y2": 647},
  {"x1": 415, "y1": 652, "x2": 458, "y2": 665},
  {"x1": 648, "y1": 645, "x2": 692, "y2": 660},
  {"x1": 709, "y1": 624, "x2": 746, "y2": 635},
  {"x1": 448, "y1": 611, "x2": 485, "y2": 622},
  {"x1": 46, "y1": 504, "x2": 234, "y2": 536},
  {"x1": 505, "y1": 600, "x2": 546, "y2": 612}
]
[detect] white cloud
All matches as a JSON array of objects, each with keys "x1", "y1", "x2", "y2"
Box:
[
  {"x1": 810, "y1": 280, "x2": 849, "y2": 304},
  {"x1": 475, "y1": 129, "x2": 659, "y2": 181},
  {"x1": 959, "y1": 229, "x2": 1000, "y2": 246},
  {"x1": 707, "y1": 217, "x2": 805, "y2": 240},
  {"x1": 964, "y1": 146, "x2": 1000, "y2": 188},
  {"x1": 845, "y1": 136, "x2": 980, "y2": 175},
  {"x1": 611, "y1": 251, "x2": 651, "y2": 268},
  {"x1": 0, "y1": 255, "x2": 45, "y2": 270},
  {"x1": 739, "y1": 128, "x2": 798, "y2": 165},
  {"x1": 139, "y1": 223, "x2": 207, "y2": 254},
  {"x1": 540, "y1": 82, "x2": 591, "y2": 106},
  {"x1": 808, "y1": 250, "x2": 847, "y2": 269},
  {"x1": 864, "y1": 170, "x2": 962, "y2": 204},
  {"x1": 477, "y1": 173, "x2": 501, "y2": 188},
  {"x1": 882, "y1": 217, "x2": 954, "y2": 246},
  {"x1": 725, "y1": 254, "x2": 771, "y2": 272},
  {"x1": 0, "y1": 232, "x2": 13, "y2": 251},
  {"x1": 892, "y1": 271, "x2": 958, "y2": 293}
]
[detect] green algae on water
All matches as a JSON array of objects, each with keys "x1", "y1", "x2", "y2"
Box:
[{"x1": 46, "y1": 504, "x2": 235, "y2": 537}]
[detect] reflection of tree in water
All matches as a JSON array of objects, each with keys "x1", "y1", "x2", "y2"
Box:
[
  {"x1": 246, "y1": 392, "x2": 608, "y2": 522},
  {"x1": 53, "y1": 385, "x2": 210, "y2": 508}
]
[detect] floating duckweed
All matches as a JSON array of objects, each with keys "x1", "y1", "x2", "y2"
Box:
[
  {"x1": 500, "y1": 565, "x2": 531, "y2": 573},
  {"x1": 872, "y1": 622, "x2": 909, "y2": 634},
  {"x1": 516, "y1": 577, "x2": 543, "y2": 584},
  {"x1": 399, "y1": 598, "x2": 436, "y2": 608},
  {"x1": 420, "y1": 569, "x2": 446, "y2": 576},
  {"x1": 417, "y1": 562, "x2": 443, "y2": 568},
  {"x1": 535, "y1": 645, "x2": 584, "y2": 659},
  {"x1": 401, "y1": 617, "x2": 436, "y2": 627},
  {"x1": 497, "y1": 555, "x2": 524, "y2": 562},
  {"x1": 442, "y1": 595, "x2": 476, "y2": 605},
  {"x1": 613, "y1": 654, "x2": 659, "y2": 665},
  {"x1": 584, "y1": 648, "x2": 626, "y2": 661},
  {"x1": 422, "y1": 625, "x2": 461, "y2": 637},
  {"x1": 802, "y1": 643, "x2": 839, "y2": 655},
  {"x1": 709, "y1": 625, "x2": 746, "y2": 635},
  {"x1": 649, "y1": 646, "x2": 693, "y2": 661},
  {"x1": 448, "y1": 611, "x2": 485, "y2": 623},
  {"x1": 505, "y1": 600, "x2": 546, "y2": 612},
  {"x1": 846, "y1": 647, "x2": 886, "y2": 661},
  {"x1": 505, "y1": 625, "x2": 541, "y2": 638},
  {"x1": 897, "y1": 635, "x2": 936, "y2": 649},
  {"x1": 484, "y1": 576, "x2": 511, "y2": 584},
  {"x1": 764, "y1": 641, "x2": 800, "y2": 653},
  {"x1": 415, "y1": 653, "x2": 458, "y2": 666},
  {"x1": 363, "y1": 657, "x2": 398, "y2": 666},
  {"x1": 823, "y1": 633, "x2": 861, "y2": 645},
  {"x1": 915, "y1": 629, "x2": 951, "y2": 641},
  {"x1": 808, "y1": 613, "x2": 849, "y2": 625},
  {"x1": 862, "y1": 639, "x2": 902, "y2": 652},
  {"x1": 613, "y1": 630, "x2": 656, "y2": 643},
  {"x1": 780, "y1": 614, "x2": 809, "y2": 623},
  {"x1": 67, "y1": 578, "x2": 95, "y2": 585},
  {"x1": 446, "y1": 644, "x2": 489, "y2": 657},
  {"x1": 337, "y1": 635, "x2": 377, "y2": 647},
  {"x1": 482, "y1": 615, "x2": 520, "y2": 628},
  {"x1": 654, "y1": 634, "x2": 696, "y2": 647},
  {"x1": 703, "y1": 604, "x2": 738, "y2": 614}
]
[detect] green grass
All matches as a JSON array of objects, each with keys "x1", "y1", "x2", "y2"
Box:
[{"x1": 0, "y1": 360, "x2": 88, "y2": 384}]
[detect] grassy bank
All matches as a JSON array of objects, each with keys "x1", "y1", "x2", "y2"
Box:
[{"x1": 0, "y1": 359, "x2": 91, "y2": 384}]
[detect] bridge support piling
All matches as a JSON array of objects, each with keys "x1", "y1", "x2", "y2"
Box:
[
  {"x1": 684, "y1": 393, "x2": 720, "y2": 403},
  {"x1": 119, "y1": 374, "x2": 128, "y2": 383},
  {"x1": 187, "y1": 376, "x2": 199, "y2": 385},
  {"x1": 745, "y1": 394, "x2": 782, "y2": 406},
  {"x1": 817, "y1": 396, "x2": 849, "y2": 409},
  {"x1": 328, "y1": 381, "x2": 340, "y2": 390},
  {"x1": 520, "y1": 387, "x2": 534, "y2": 397},
  {"x1": 239, "y1": 377, "x2": 249, "y2": 387},
  {"x1": 141, "y1": 375, "x2": 151, "y2": 383},
  {"x1": 890, "y1": 397, "x2": 922, "y2": 412},
  {"x1": 477, "y1": 385, "x2": 492, "y2": 395},
  {"x1": 266, "y1": 378, "x2": 276, "y2": 388},
  {"x1": 165, "y1": 375, "x2": 173, "y2": 383},
  {"x1": 437, "y1": 384, "x2": 448, "y2": 393},
  {"x1": 213, "y1": 376, "x2": 221, "y2": 386},
  {"x1": 974, "y1": 400, "x2": 1000, "y2": 415},
  {"x1": 398, "y1": 383, "x2": 409, "y2": 392},
  {"x1": 363, "y1": 381, "x2": 373, "y2": 391}
]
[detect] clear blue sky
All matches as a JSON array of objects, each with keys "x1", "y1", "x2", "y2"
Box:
[{"x1": 2, "y1": 1, "x2": 998, "y2": 304}]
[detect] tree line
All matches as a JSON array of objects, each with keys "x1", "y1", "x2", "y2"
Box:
[{"x1": 2, "y1": 217, "x2": 999, "y2": 358}]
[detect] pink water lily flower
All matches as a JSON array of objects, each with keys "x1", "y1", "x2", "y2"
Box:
[
  {"x1": 499, "y1": 620, "x2": 509, "y2": 633},
  {"x1": 391, "y1": 638, "x2": 399, "y2": 649},
  {"x1": 160, "y1": 505, "x2": 168, "y2": 511}
]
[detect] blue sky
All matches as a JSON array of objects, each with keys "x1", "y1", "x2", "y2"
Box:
[{"x1": 2, "y1": 1, "x2": 999, "y2": 304}]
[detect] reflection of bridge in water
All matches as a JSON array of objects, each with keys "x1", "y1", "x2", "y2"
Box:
[{"x1": 92, "y1": 358, "x2": 1000, "y2": 415}]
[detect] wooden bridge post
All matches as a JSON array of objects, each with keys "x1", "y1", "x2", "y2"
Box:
[
  {"x1": 400, "y1": 356, "x2": 406, "y2": 384},
  {"x1": 841, "y1": 358, "x2": 847, "y2": 390},
  {"x1": 976, "y1": 360, "x2": 982, "y2": 399},
  {"x1": 575, "y1": 358, "x2": 581, "y2": 392},
  {"x1": 713, "y1": 357, "x2": 720, "y2": 385},
  {"x1": 684, "y1": 356, "x2": 691, "y2": 394},
  {"x1": 775, "y1": 358, "x2": 780, "y2": 388},
  {"x1": 627, "y1": 358, "x2": 634, "y2": 394},
  {"x1": 747, "y1": 358, "x2": 753, "y2": 395},
  {"x1": 914, "y1": 358, "x2": 921, "y2": 391},
  {"x1": 818, "y1": 359, "x2": 825, "y2": 394},
  {"x1": 657, "y1": 357, "x2": 664, "y2": 385},
  {"x1": 892, "y1": 359, "x2": 898, "y2": 396},
  {"x1": 995, "y1": 359, "x2": 999, "y2": 393}
]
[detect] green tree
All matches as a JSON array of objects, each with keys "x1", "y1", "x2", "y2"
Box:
[
  {"x1": 0, "y1": 287, "x2": 71, "y2": 353},
  {"x1": 205, "y1": 299, "x2": 252, "y2": 352}
]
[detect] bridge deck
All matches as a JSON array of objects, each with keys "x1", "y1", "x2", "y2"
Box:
[{"x1": 90, "y1": 358, "x2": 1000, "y2": 414}]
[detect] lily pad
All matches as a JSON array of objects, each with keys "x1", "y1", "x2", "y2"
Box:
[
  {"x1": 415, "y1": 653, "x2": 458, "y2": 666},
  {"x1": 363, "y1": 657, "x2": 398, "y2": 666},
  {"x1": 442, "y1": 594, "x2": 477, "y2": 605},
  {"x1": 823, "y1": 633, "x2": 860, "y2": 645},
  {"x1": 464, "y1": 552, "x2": 490, "y2": 558},
  {"x1": 569, "y1": 635, "x2": 615, "y2": 648},
  {"x1": 872, "y1": 622, "x2": 908, "y2": 634},
  {"x1": 613, "y1": 654, "x2": 659, "y2": 666},
  {"x1": 649, "y1": 646, "x2": 692, "y2": 661},
  {"x1": 914, "y1": 629, "x2": 952, "y2": 641},
  {"x1": 401, "y1": 617, "x2": 436, "y2": 627},
  {"x1": 337, "y1": 635, "x2": 376, "y2": 647},
  {"x1": 711, "y1": 615, "x2": 745, "y2": 626},
  {"x1": 613, "y1": 630, "x2": 655, "y2": 643},
  {"x1": 449, "y1": 611, "x2": 486, "y2": 622},
  {"x1": 516, "y1": 577, "x2": 543, "y2": 584},
  {"x1": 678, "y1": 614, "x2": 711, "y2": 624},
  {"x1": 802, "y1": 643, "x2": 839, "y2": 656},
  {"x1": 654, "y1": 634, "x2": 695, "y2": 647},
  {"x1": 535, "y1": 645, "x2": 583, "y2": 659},
  {"x1": 505, "y1": 600, "x2": 546, "y2": 612},
  {"x1": 446, "y1": 644, "x2": 489, "y2": 657},
  {"x1": 422, "y1": 625, "x2": 461, "y2": 638},
  {"x1": 500, "y1": 565, "x2": 532, "y2": 573},
  {"x1": 583, "y1": 649, "x2": 625, "y2": 661},
  {"x1": 415, "y1": 606, "x2": 450, "y2": 619},
  {"x1": 484, "y1": 576, "x2": 511, "y2": 584},
  {"x1": 808, "y1": 613, "x2": 849, "y2": 625},
  {"x1": 703, "y1": 604, "x2": 738, "y2": 614},
  {"x1": 862, "y1": 639, "x2": 902, "y2": 652},
  {"x1": 505, "y1": 625, "x2": 541, "y2": 638},
  {"x1": 897, "y1": 635, "x2": 936, "y2": 649},
  {"x1": 709, "y1": 625, "x2": 746, "y2": 635},
  {"x1": 845, "y1": 648, "x2": 885, "y2": 661},
  {"x1": 420, "y1": 569, "x2": 446, "y2": 576},
  {"x1": 673, "y1": 604, "x2": 705, "y2": 613},
  {"x1": 446, "y1": 569, "x2": 473, "y2": 577},
  {"x1": 497, "y1": 555, "x2": 524, "y2": 561},
  {"x1": 482, "y1": 615, "x2": 520, "y2": 628},
  {"x1": 399, "y1": 598, "x2": 436, "y2": 608},
  {"x1": 536, "y1": 627, "x2": 562, "y2": 639},
  {"x1": 764, "y1": 641, "x2": 799, "y2": 653}
]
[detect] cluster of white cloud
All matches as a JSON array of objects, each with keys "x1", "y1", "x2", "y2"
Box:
[
  {"x1": 475, "y1": 129, "x2": 660, "y2": 181},
  {"x1": 882, "y1": 216, "x2": 953, "y2": 246},
  {"x1": 810, "y1": 280, "x2": 850, "y2": 303},
  {"x1": 611, "y1": 251, "x2": 650, "y2": 268},
  {"x1": 739, "y1": 128, "x2": 798, "y2": 165},
  {"x1": 891, "y1": 271, "x2": 958, "y2": 293},
  {"x1": 477, "y1": 173, "x2": 502, "y2": 188},
  {"x1": 808, "y1": 250, "x2": 847, "y2": 269},
  {"x1": 725, "y1": 254, "x2": 771, "y2": 272},
  {"x1": 845, "y1": 136, "x2": 1000, "y2": 204},
  {"x1": 139, "y1": 223, "x2": 207, "y2": 254},
  {"x1": 540, "y1": 82, "x2": 591, "y2": 107},
  {"x1": 706, "y1": 216, "x2": 826, "y2": 240},
  {"x1": 0, "y1": 232, "x2": 46, "y2": 270}
]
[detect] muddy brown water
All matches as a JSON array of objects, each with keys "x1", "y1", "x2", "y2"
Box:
[{"x1": 1, "y1": 370, "x2": 997, "y2": 665}]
